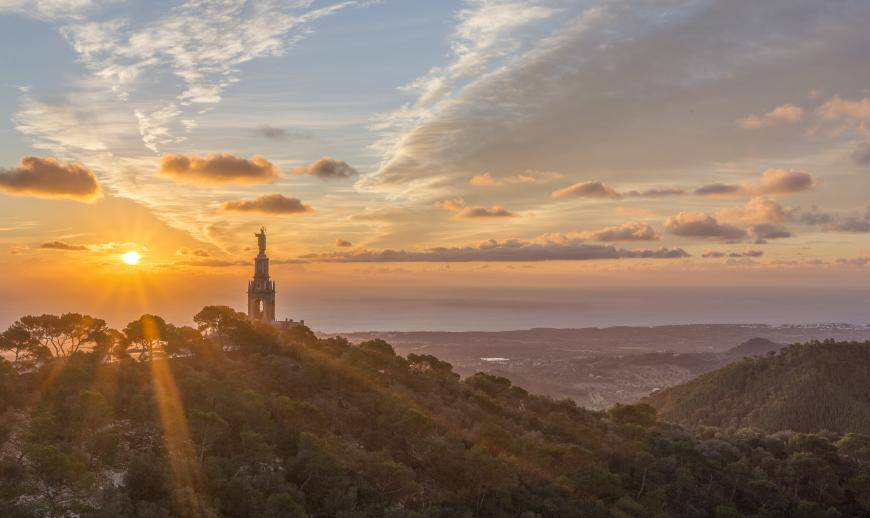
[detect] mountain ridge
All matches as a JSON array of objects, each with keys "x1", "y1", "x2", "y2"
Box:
[{"x1": 646, "y1": 340, "x2": 870, "y2": 435}]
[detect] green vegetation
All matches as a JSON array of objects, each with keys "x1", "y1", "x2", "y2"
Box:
[
  {"x1": 1, "y1": 311, "x2": 869, "y2": 517},
  {"x1": 647, "y1": 340, "x2": 870, "y2": 435}
]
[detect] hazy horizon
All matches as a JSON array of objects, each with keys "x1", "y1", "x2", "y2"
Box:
[{"x1": 3, "y1": 283, "x2": 869, "y2": 333}]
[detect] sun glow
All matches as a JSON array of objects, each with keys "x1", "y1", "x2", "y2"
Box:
[{"x1": 122, "y1": 251, "x2": 142, "y2": 265}]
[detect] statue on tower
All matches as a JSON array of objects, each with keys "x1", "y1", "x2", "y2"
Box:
[
  {"x1": 255, "y1": 227, "x2": 266, "y2": 254},
  {"x1": 248, "y1": 227, "x2": 275, "y2": 322}
]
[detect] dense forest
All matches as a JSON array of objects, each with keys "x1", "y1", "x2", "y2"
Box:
[
  {"x1": 1, "y1": 309, "x2": 869, "y2": 517},
  {"x1": 647, "y1": 341, "x2": 870, "y2": 435}
]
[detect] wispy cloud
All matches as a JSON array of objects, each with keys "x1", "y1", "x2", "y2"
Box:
[
  {"x1": 0, "y1": 0, "x2": 107, "y2": 20},
  {"x1": 738, "y1": 104, "x2": 804, "y2": 129},
  {"x1": 469, "y1": 170, "x2": 563, "y2": 187},
  {"x1": 53, "y1": 0, "x2": 364, "y2": 152}
]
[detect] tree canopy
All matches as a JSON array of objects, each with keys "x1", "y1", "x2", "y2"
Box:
[{"x1": 1, "y1": 311, "x2": 868, "y2": 517}]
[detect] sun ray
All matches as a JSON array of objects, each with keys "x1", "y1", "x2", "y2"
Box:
[{"x1": 149, "y1": 349, "x2": 211, "y2": 516}]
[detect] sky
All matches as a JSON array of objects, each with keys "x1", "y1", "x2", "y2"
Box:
[{"x1": 1, "y1": 0, "x2": 869, "y2": 331}]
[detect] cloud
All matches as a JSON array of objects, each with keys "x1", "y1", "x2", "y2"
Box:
[
  {"x1": 551, "y1": 181, "x2": 622, "y2": 200},
  {"x1": 0, "y1": 0, "x2": 103, "y2": 20},
  {"x1": 836, "y1": 256, "x2": 870, "y2": 268},
  {"x1": 292, "y1": 157, "x2": 359, "y2": 180},
  {"x1": 664, "y1": 212, "x2": 747, "y2": 240},
  {"x1": 702, "y1": 249, "x2": 764, "y2": 258},
  {"x1": 817, "y1": 96, "x2": 870, "y2": 123},
  {"x1": 694, "y1": 183, "x2": 744, "y2": 197},
  {"x1": 87, "y1": 241, "x2": 146, "y2": 254},
  {"x1": 39, "y1": 241, "x2": 88, "y2": 251},
  {"x1": 748, "y1": 224, "x2": 792, "y2": 240},
  {"x1": 221, "y1": 194, "x2": 314, "y2": 215},
  {"x1": 717, "y1": 197, "x2": 787, "y2": 225},
  {"x1": 435, "y1": 197, "x2": 468, "y2": 212},
  {"x1": 455, "y1": 206, "x2": 516, "y2": 220},
  {"x1": 13, "y1": 95, "x2": 115, "y2": 155},
  {"x1": 176, "y1": 247, "x2": 210, "y2": 258},
  {"x1": 826, "y1": 211, "x2": 870, "y2": 233},
  {"x1": 739, "y1": 104, "x2": 804, "y2": 129},
  {"x1": 364, "y1": 0, "x2": 870, "y2": 198},
  {"x1": 255, "y1": 126, "x2": 316, "y2": 141},
  {"x1": 694, "y1": 169, "x2": 815, "y2": 198},
  {"x1": 256, "y1": 125, "x2": 286, "y2": 139},
  {"x1": 0, "y1": 156, "x2": 102, "y2": 201},
  {"x1": 754, "y1": 168, "x2": 815, "y2": 195},
  {"x1": 852, "y1": 142, "x2": 870, "y2": 165},
  {"x1": 436, "y1": 197, "x2": 516, "y2": 219},
  {"x1": 335, "y1": 239, "x2": 353, "y2": 248},
  {"x1": 157, "y1": 153, "x2": 279, "y2": 185},
  {"x1": 301, "y1": 236, "x2": 688, "y2": 263},
  {"x1": 786, "y1": 206, "x2": 870, "y2": 233},
  {"x1": 623, "y1": 187, "x2": 686, "y2": 198},
  {"x1": 469, "y1": 170, "x2": 563, "y2": 186},
  {"x1": 788, "y1": 206, "x2": 833, "y2": 226},
  {"x1": 175, "y1": 258, "x2": 247, "y2": 269},
  {"x1": 349, "y1": 208, "x2": 414, "y2": 223},
  {"x1": 56, "y1": 0, "x2": 363, "y2": 151},
  {"x1": 135, "y1": 103, "x2": 183, "y2": 152},
  {"x1": 579, "y1": 221, "x2": 659, "y2": 242}
]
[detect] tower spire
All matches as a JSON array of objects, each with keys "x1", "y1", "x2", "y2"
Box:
[{"x1": 247, "y1": 227, "x2": 275, "y2": 322}]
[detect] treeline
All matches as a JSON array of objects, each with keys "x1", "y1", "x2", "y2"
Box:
[
  {"x1": 0, "y1": 306, "x2": 304, "y2": 369},
  {"x1": 1, "y1": 311, "x2": 869, "y2": 517},
  {"x1": 646, "y1": 340, "x2": 870, "y2": 435}
]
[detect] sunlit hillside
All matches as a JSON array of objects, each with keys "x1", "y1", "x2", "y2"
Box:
[{"x1": 2, "y1": 310, "x2": 869, "y2": 517}]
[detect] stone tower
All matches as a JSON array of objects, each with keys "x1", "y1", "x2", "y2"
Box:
[{"x1": 247, "y1": 227, "x2": 276, "y2": 322}]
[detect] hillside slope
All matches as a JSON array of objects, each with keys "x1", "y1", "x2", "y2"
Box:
[
  {"x1": 2, "y1": 313, "x2": 869, "y2": 517},
  {"x1": 646, "y1": 341, "x2": 870, "y2": 434}
]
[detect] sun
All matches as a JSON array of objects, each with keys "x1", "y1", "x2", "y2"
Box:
[{"x1": 121, "y1": 251, "x2": 142, "y2": 265}]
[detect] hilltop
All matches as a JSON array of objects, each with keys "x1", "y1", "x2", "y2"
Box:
[
  {"x1": 646, "y1": 340, "x2": 870, "y2": 435},
  {"x1": 1, "y1": 311, "x2": 869, "y2": 517}
]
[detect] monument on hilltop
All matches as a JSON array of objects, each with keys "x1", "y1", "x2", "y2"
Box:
[
  {"x1": 246, "y1": 228, "x2": 304, "y2": 329},
  {"x1": 247, "y1": 227, "x2": 276, "y2": 322}
]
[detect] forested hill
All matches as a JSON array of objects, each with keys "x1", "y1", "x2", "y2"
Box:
[
  {"x1": 2, "y1": 310, "x2": 870, "y2": 517},
  {"x1": 646, "y1": 341, "x2": 870, "y2": 435}
]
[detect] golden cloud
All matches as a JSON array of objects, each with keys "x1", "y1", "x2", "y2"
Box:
[
  {"x1": 158, "y1": 153, "x2": 280, "y2": 185},
  {"x1": 436, "y1": 197, "x2": 516, "y2": 219},
  {"x1": 221, "y1": 194, "x2": 314, "y2": 215},
  {"x1": 551, "y1": 181, "x2": 622, "y2": 200},
  {"x1": 739, "y1": 104, "x2": 804, "y2": 129},
  {"x1": 717, "y1": 197, "x2": 787, "y2": 225},
  {"x1": 470, "y1": 170, "x2": 563, "y2": 187},
  {"x1": 579, "y1": 221, "x2": 660, "y2": 242},
  {"x1": 664, "y1": 212, "x2": 747, "y2": 240},
  {"x1": 292, "y1": 157, "x2": 358, "y2": 180},
  {"x1": 695, "y1": 169, "x2": 816, "y2": 198},
  {"x1": 0, "y1": 156, "x2": 102, "y2": 201},
  {"x1": 39, "y1": 241, "x2": 88, "y2": 251}
]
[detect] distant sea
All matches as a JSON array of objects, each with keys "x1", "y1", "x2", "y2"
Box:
[{"x1": 288, "y1": 285, "x2": 870, "y2": 333}]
